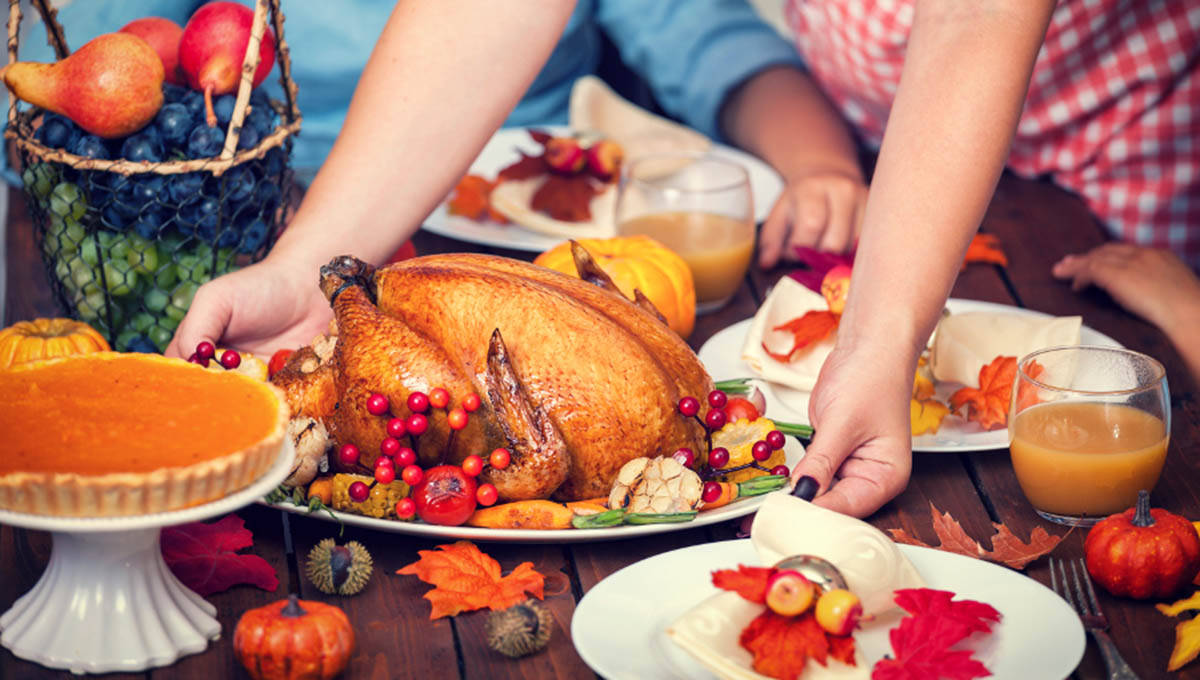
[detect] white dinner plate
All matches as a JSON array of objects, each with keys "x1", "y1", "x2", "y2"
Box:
[
  {"x1": 698, "y1": 298, "x2": 1123, "y2": 453},
  {"x1": 572, "y1": 539, "x2": 1084, "y2": 680},
  {"x1": 421, "y1": 126, "x2": 785, "y2": 252},
  {"x1": 263, "y1": 439, "x2": 801, "y2": 543}
]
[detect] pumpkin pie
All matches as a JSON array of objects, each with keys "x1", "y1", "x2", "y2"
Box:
[{"x1": 0, "y1": 352, "x2": 289, "y2": 517}]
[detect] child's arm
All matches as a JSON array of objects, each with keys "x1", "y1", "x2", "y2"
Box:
[{"x1": 1055, "y1": 245, "x2": 1200, "y2": 384}]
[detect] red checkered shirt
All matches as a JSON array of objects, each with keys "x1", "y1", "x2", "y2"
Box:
[{"x1": 785, "y1": 0, "x2": 1200, "y2": 268}]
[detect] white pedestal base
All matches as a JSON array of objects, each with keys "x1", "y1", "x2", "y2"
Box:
[{"x1": 0, "y1": 442, "x2": 293, "y2": 675}]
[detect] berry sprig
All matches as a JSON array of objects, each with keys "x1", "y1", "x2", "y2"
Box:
[
  {"x1": 676, "y1": 389, "x2": 794, "y2": 504},
  {"x1": 187, "y1": 340, "x2": 242, "y2": 369},
  {"x1": 349, "y1": 387, "x2": 511, "y2": 520}
]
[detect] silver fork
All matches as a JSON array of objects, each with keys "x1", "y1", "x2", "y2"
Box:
[{"x1": 1049, "y1": 557, "x2": 1141, "y2": 680}]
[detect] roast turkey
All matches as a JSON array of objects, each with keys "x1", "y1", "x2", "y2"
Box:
[{"x1": 273, "y1": 248, "x2": 713, "y2": 502}]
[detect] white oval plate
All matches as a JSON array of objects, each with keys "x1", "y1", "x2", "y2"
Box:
[
  {"x1": 572, "y1": 538, "x2": 1084, "y2": 680},
  {"x1": 264, "y1": 438, "x2": 801, "y2": 543},
  {"x1": 698, "y1": 298, "x2": 1123, "y2": 453},
  {"x1": 421, "y1": 126, "x2": 784, "y2": 252}
]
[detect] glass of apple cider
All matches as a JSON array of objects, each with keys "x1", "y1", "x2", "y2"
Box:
[
  {"x1": 1008, "y1": 345, "x2": 1170, "y2": 526},
  {"x1": 615, "y1": 152, "x2": 754, "y2": 314}
]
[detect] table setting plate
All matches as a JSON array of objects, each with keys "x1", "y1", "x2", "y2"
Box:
[
  {"x1": 698, "y1": 298, "x2": 1123, "y2": 453},
  {"x1": 421, "y1": 126, "x2": 784, "y2": 252},
  {"x1": 572, "y1": 538, "x2": 1085, "y2": 679}
]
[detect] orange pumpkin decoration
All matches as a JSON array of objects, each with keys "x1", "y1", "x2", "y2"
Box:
[
  {"x1": 1085, "y1": 490, "x2": 1200, "y2": 600},
  {"x1": 0, "y1": 317, "x2": 109, "y2": 369},
  {"x1": 534, "y1": 236, "x2": 696, "y2": 338},
  {"x1": 233, "y1": 595, "x2": 355, "y2": 680}
]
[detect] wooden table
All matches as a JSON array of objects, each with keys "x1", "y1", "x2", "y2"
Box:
[{"x1": 3, "y1": 176, "x2": 1198, "y2": 679}]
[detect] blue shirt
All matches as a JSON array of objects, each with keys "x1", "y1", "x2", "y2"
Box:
[{"x1": 13, "y1": 0, "x2": 800, "y2": 178}]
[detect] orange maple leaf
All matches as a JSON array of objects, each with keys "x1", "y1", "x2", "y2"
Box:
[
  {"x1": 1014, "y1": 359, "x2": 1046, "y2": 412},
  {"x1": 889, "y1": 502, "x2": 1066, "y2": 569},
  {"x1": 740, "y1": 610, "x2": 854, "y2": 680},
  {"x1": 961, "y1": 233, "x2": 1008, "y2": 270},
  {"x1": 763, "y1": 310, "x2": 840, "y2": 363},
  {"x1": 397, "y1": 541, "x2": 545, "y2": 619},
  {"x1": 447, "y1": 174, "x2": 506, "y2": 223},
  {"x1": 531, "y1": 174, "x2": 602, "y2": 222},
  {"x1": 949, "y1": 355, "x2": 1018, "y2": 430},
  {"x1": 712, "y1": 565, "x2": 773, "y2": 604}
]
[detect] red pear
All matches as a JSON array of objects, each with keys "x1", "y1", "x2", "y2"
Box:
[
  {"x1": 120, "y1": 17, "x2": 185, "y2": 86},
  {"x1": 3, "y1": 33, "x2": 164, "y2": 139},
  {"x1": 179, "y1": 1, "x2": 276, "y2": 127}
]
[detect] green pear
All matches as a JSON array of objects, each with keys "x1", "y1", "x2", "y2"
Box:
[{"x1": 5, "y1": 33, "x2": 164, "y2": 139}]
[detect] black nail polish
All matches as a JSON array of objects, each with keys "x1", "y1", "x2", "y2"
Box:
[{"x1": 792, "y1": 476, "x2": 819, "y2": 501}]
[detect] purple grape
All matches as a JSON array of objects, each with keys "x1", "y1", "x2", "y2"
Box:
[{"x1": 186, "y1": 125, "x2": 225, "y2": 158}]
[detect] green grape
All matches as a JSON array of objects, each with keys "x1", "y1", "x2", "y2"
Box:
[
  {"x1": 108, "y1": 234, "x2": 132, "y2": 261},
  {"x1": 158, "y1": 312, "x2": 181, "y2": 331},
  {"x1": 79, "y1": 232, "x2": 114, "y2": 266},
  {"x1": 45, "y1": 215, "x2": 86, "y2": 253},
  {"x1": 149, "y1": 325, "x2": 173, "y2": 352},
  {"x1": 165, "y1": 281, "x2": 199, "y2": 322},
  {"x1": 103, "y1": 258, "x2": 139, "y2": 296},
  {"x1": 73, "y1": 288, "x2": 107, "y2": 322},
  {"x1": 153, "y1": 262, "x2": 178, "y2": 290},
  {"x1": 175, "y1": 253, "x2": 212, "y2": 286},
  {"x1": 115, "y1": 328, "x2": 138, "y2": 351},
  {"x1": 126, "y1": 234, "x2": 159, "y2": 275},
  {"x1": 48, "y1": 182, "x2": 87, "y2": 222},
  {"x1": 69, "y1": 258, "x2": 102, "y2": 295},
  {"x1": 130, "y1": 312, "x2": 155, "y2": 333},
  {"x1": 144, "y1": 286, "x2": 169, "y2": 312},
  {"x1": 214, "y1": 247, "x2": 238, "y2": 275},
  {"x1": 22, "y1": 163, "x2": 57, "y2": 200}
]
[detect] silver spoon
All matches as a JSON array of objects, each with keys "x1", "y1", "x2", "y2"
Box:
[{"x1": 772, "y1": 554, "x2": 848, "y2": 592}]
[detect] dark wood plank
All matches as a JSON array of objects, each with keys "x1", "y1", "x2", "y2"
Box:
[{"x1": 4, "y1": 186, "x2": 59, "y2": 324}]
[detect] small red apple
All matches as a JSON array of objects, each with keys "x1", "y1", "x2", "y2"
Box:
[
  {"x1": 585, "y1": 139, "x2": 624, "y2": 181},
  {"x1": 179, "y1": 1, "x2": 276, "y2": 126},
  {"x1": 820, "y1": 265, "x2": 852, "y2": 315},
  {"x1": 544, "y1": 137, "x2": 585, "y2": 175},
  {"x1": 120, "y1": 17, "x2": 185, "y2": 86}
]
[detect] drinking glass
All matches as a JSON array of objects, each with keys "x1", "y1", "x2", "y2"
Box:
[
  {"x1": 1008, "y1": 345, "x2": 1170, "y2": 526},
  {"x1": 614, "y1": 152, "x2": 754, "y2": 314}
]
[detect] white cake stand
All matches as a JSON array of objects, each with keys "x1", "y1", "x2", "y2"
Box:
[{"x1": 0, "y1": 442, "x2": 295, "y2": 675}]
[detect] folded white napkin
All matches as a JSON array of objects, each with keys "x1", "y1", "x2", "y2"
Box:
[
  {"x1": 929, "y1": 312, "x2": 1082, "y2": 386},
  {"x1": 667, "y1": 493, "x2": 925, "y2": 679}
]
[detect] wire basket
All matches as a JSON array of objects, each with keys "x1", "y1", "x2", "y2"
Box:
[{"x1": 5, "y1": 0, "x2": 302, "y2": 352}]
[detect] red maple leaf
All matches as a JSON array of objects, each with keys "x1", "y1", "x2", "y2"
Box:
[
  {"x1": 763, "y1": 310, "x2": 840, "y2": 362},
  {"x1": 497, "y1": 151, "x2": 546, "y2": 182},
  {"x1": 949, "y1": 356, "x2": 1018, "y2": 430},
  {"x1": 530, "y1": 174, "x2": 602, "y2": 222},
  {"x1": 712, "y1": 565, "x2": 774, "y2": 604},
  {"x1": 871, "y1": 589, "x2": 998, "y2": 680},
  {"x1": 160, "y1": 513, "x2": 279, "y2": 597},
  {"x1": 893, "y1": 589, "x2": 1000, "y2": 638}
]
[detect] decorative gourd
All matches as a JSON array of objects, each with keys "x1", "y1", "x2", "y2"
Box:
[
  {"x1": 534, "y1": 236, "x2": 696, "y2": 338},
  {"x1": 1084, "y1": 490, "x2": 1200, "y2": 599},
  {"x1": 233, "y1": 594, "x2": 355, "y2": 680},
  {"x1": 0, "y1": 317, "x2": 109, "y2": 368}
]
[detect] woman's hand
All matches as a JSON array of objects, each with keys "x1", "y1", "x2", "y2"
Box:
[
  {"x1": 165, "y1": 258, "x2": 332, "y2": 359},
  {"x1": 758, "y1": 167, "x2": 867, "y2": 268},
  {"x1": 788, "y1": 342, "x2": 913, "y2": 517}
]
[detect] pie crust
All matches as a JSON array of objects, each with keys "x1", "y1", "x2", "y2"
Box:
[{"x1": 0, "y1": 352, "x2": 290, "y2": 517}]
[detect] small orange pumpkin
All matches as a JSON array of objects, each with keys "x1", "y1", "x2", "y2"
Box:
[
  {"x1": 233, "y1": 594, "x2": 355, "y2": 680},
  {"x1": 534, "y1": 236, "x2": 696, "y2": 338},
  {"x1": 1084, "y1": 490, "x2": 1200, "y2": 599},
  {"x1": 0, "y1": 317, "x2": 109, "y2": 369}
]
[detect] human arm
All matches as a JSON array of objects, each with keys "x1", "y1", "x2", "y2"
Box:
[
  {"x1": 1053, "y1": 244, "x2": 1200, "y2": 383},
  {"x1": 720, "y1": 65, "x2": 867, "y2": 265},
  {"x1": 167, "y1": 0, "x2": 577, "y2": 357},
  {"x1": 792, "y1": 0, "x2": 1055, "y2": 517}
]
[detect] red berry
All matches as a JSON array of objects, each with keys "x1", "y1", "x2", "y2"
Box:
[
  {"x1": 766, "y1": 430, "x2": 786, "y2": 450},
  {"x1": 476, "y1": 483, "x2": 498, "y2": 507},
  {"x1": 705, "y1": 408, "x2": 727, "y2": 430},
  {"x1": 374, "y1": 465, "x2": 396, "y2": 485},
  {"x1": 195, "y1": 341, "x2": 215, "y2": 360},
  {"x1": 707, "y1": 390, "x2": 728, "y2": 408},
  {"x1": 429, "y1": 387, "x2": 450, "y2": 409},
  {"x1": 380, "y1": 436, "x2": 401, "y2": 457},
  {"x1": 338, "y1": 443, "x2": 360, "y2": 465},
  {"x1": 348, "y1": 481, "x2": 369, "y2": 503},
  {"x1": 188, "y1": 353, "x2": 209, "y2": 367},
  {"x1": 406, "y1": 413, "x2": 428, "y2": 436},
  {"x1": 709, "y1": 447, "x2": 730, "y2": 468},
  {"x1": 678, "y1": 396, "x2": 700, "y2": 417},
  {"x1": 672, "y1": 447, "x2": 695, "y2": 468},
  {"x1": 395, "y1": 446, "x2": 417, "y2": 467},
  {"x1": 220, "y1": 349, "x2": 241, "y2": 369},
  {"x1": 462, "y1": 393, "x2": 481, "y2": 412},
  {"x1": 395, "y1": 497, "x2": 416, "y2": 519},
  {"x1": 752, "y1": 441, "x2": 772, "y2": 462},
  {"x1": 407, "y1": 391, "x2": 430, "y2": 413},
  {"x1": 366, "y1": 393, "x2": 389, "y2": 416},
  {"x1": 771, "y1": 465, "x2": 790, "y2": 477},
  {"x1": 447, "y1": 408, "x2": 469, "y2": 431},
  {"x1": 702, "y1": 481, "x2": 723, "y2": 503},
  {"x1": 375, "y1": 456, "x2": 395, "y2": 470},
  {"x1": 489, "y1": 448, "x2": 511, "y2": 469},
  {"x1": 386, "y1": 417, "x2": 407, "y2": 439},
  {"x1": 411, "y1": 465, "x2": 477, "y2": 526},
  {"x1": 461, "y1": 454, "x2": 484, "y2": 477},
  {"x1": 401, "y1": 464, "x2": 424, "y2": 486}
]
